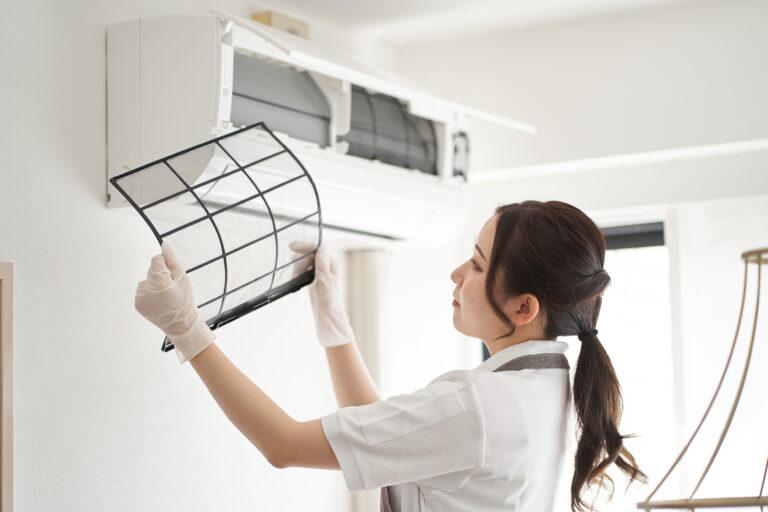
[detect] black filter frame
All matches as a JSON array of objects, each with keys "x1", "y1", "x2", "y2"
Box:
[{"x1": 109, "y1": 122, "x2": 323, "y2": 352}]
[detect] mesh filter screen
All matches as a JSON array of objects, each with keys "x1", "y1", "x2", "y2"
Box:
[{"x1": 110, "y1": 123, "x2": 322, "y2": 352}]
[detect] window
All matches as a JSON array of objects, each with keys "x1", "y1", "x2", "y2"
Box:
[{"x1": 591, "y1": 223, "x2": 674, "y2": 510}]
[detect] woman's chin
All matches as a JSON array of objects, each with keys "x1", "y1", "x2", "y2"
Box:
[{"x1": 451, "y1": 315, "x2": 468, "y2": 336}]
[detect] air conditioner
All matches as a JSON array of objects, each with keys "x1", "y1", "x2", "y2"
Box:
[{"x1": 106, "y1": 11, "x2": 535, "y2": 247}]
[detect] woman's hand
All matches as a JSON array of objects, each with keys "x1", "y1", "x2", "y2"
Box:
[
  {"x1": 135, "y1": 242, "x2": 215, "y2": 363},
  {"x1": 289, "y1": 242, "x2": 355, "y2": 347}
]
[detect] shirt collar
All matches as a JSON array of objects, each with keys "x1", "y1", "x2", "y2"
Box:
[{"x1": 475, "y1": 339, "x2": 570, "y2": 372}]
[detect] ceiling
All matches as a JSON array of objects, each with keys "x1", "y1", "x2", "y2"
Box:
[{"x1": 270, "y1": 0, "x2": 703, "y2": 45}]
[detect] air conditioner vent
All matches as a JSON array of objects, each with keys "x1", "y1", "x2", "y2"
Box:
[
  {"x1": 343, "y1": 85, "x2": 438, "y2": 175},
  {"x1": 231, "y1": 52, "x2": 331, "y2": 147}
]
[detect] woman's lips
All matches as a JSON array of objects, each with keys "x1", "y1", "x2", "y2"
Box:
[{"x1": 452, "y1": 299, "x2": 460, "y2": 307}]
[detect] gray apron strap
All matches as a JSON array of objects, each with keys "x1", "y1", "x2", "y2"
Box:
[
  {"x1": 381, "y1": 485, "x2": 393, "y2": 512},
  {"x1": 380, "y1": 352, "x2": 569, "y2": 512},
  {"x1": 493, "y1": 352, "x2": 569, "y2": 372}
]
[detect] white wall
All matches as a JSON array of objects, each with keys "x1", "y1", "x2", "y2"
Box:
[
  {"x1": 396, "y1": 0, "x2": 768, "y2": 172},
  {"x1": 393, "y1": 0, "x2": 768, "y2": 234}
]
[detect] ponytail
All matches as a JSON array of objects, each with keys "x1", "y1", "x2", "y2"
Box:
[
  {"x1": 571, "y1": 298, "x2": 647, "y2": 511},
  {"x1": 486, "y1": 201, "x2": 648, "y2": 511}
]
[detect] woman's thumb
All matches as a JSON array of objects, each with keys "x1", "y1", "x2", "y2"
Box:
[
  {"x1": 316, "y1": 246, "x2": 340, "y2": 276},
  {"x1": 161, "y1": 241, "x2": 186, "y2": 280}
]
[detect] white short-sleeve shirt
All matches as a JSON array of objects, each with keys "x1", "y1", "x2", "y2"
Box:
[{"x1": 320, "y1": 339, "x2": 572, "y2": 511}]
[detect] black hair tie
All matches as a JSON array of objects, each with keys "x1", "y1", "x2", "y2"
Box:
[{"x1": 578, "y1": 329, "x2": 598, "y2": 342}]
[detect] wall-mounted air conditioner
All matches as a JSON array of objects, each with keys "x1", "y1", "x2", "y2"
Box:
[{"x1": 106, "y1": 11, "x2": 535, "y2": 247}]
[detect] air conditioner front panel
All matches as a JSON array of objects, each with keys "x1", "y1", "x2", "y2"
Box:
[{"x1": 139, "y1": 16, "x2": 223, "y2": 163}]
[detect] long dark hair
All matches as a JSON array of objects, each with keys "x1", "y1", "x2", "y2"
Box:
[{"x1": 485, "y1": 200, "x2": 647, "y2": 511}]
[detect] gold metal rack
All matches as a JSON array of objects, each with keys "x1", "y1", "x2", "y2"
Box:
[{"x1": 638, "y1": 247, "x2": 768, "y2": 510}]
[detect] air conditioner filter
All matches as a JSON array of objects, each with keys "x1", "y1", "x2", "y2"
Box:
[{"x1": 110, "y1": 122, "x2": 322, "y2": 352}]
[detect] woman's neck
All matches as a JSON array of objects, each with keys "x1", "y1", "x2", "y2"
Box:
[{"x1": 483, "y1": 327, "x2": 552, "y2": 356}]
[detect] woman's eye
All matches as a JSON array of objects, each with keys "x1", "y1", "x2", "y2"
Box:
[{"x1": 470, "y1": 259, "x2": 481, "y2": 271}]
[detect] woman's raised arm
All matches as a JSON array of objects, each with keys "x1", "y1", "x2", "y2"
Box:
[
  {"x1": 290, "y1": 243, "x2": 381, "y2": 407},
  {"x1": 324, "y1": 342, "x2": 381, "y2": 407},
  {"x1": 134, "y1": 242, "x2": 339, "y2": 469}
]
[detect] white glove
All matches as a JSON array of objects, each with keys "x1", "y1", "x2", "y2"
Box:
[
  {"x1": 289, "y1": 243, "x2": 355, "y2": 347},
  {"x1": 135, "y1": 242, "x2": 216, "y2": 363}
]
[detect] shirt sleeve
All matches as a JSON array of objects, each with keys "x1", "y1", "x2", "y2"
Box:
[{"x1": 320, "y1": 374, "x2": 486, "y2": 492}]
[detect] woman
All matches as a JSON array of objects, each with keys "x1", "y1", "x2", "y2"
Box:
[{"x1": 135, "y1": 200, "x2": 646, "y2": 511}]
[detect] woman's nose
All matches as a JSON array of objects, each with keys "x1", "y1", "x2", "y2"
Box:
[{"x1": 450, "y1": 265, "x2": 462, "y2": 285}]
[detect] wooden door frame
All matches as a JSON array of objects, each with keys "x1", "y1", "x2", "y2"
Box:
[{"x1": 0, "y1": 262, "x2": 13, "y2": 512}]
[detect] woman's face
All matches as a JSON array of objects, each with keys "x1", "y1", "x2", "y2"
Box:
[{"x1": 450, "y1": 214, "x2": 509, "y2": 341}]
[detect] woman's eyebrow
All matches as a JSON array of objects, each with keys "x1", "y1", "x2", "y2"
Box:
[{"x1": 474, "y1": 244, "x2": 487, "y2": 261}]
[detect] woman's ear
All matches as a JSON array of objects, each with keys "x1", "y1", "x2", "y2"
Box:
[{"x1": 503, "y1": 293, "x2": 540, "y2": 327}]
